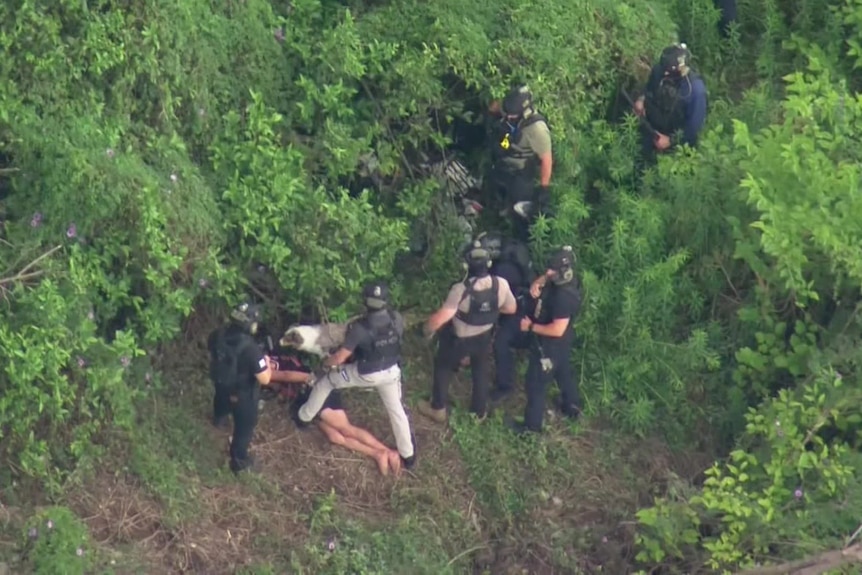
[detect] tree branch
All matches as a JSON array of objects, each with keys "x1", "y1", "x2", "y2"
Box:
[
  {"x1": 0, "y1": 244, "x2": 62, "y2": 285},
  {"x1": 732, "y1": 544, "x2": 862, "y2": 575}
]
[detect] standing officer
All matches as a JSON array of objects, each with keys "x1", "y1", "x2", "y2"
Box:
[
  {"x1": 510, "y1": 246, "x2": 582, "y2": 434},
  {"x1": 418, "y1": 237, "x2": 517, "y2": 423},
  {"x1": 292, "y1": 281, "x2": 417, "y2": 470},
  {"x1": 207, "y1": 300, "x2": 273, "y2": 474},
  {"x1": 487, "y1": 85, "x2": 553, "y2": 241},
  {"x1": 633, "y1": 44, "x2": 708, "y2": 166}
]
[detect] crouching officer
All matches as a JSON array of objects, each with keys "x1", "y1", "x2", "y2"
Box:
[
  {"x1": 419, "y1": 237, "x2": 517, "y2": 423},
  {"x1": 488, "y1": 85, "x2": 553, "y2": 241},
  {"x1": 207, "y1": 300, "x2": 273, "y2": 473},
  {"x1": 510, "y1": 246, "x2": 582, "y2": 434},
  {"x1": 633, "y1": 43, "x2": 708, "y2": 165},
  {"x1": 292, "y1": 281, "x2": 417, "y2": 470},
  {"x1": 472, "y1": 232, "x2": 538, "y2": 402}
]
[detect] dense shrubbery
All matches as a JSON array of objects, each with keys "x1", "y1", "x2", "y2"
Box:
[{"x1": 2, "y1": 0, "x2": 862, "y2": 572}]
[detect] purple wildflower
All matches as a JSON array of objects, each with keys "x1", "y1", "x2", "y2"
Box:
[
  {"x1": 66, "y1": 223, "x2": 77, "y2": 238},
  {"x1": 794, "y1": 488, "x2": 803, "y2": 499},
  {"x1": 47, "y1": 520, "x2": 54, "y2": 529},
  {"x1": 77, "y1": 357, "x2": 86, "y2": 368},
  {"x1": 76, "y1": 547, "x2": 84, "y2": 557},
  {"x1": 198, "y1": 278, "x2": 208, "y2": 288},
  {"x1": 28, "y1": 527, "x2": 37, "y2": 539},
  {"x1": 326, "y1": 537, "x2": 337, "y2": 552},
  {"x1": 145, "y1": 372, "x2": 152, "y2": 382},
  {"x1": 120, "y1": 356, "x2": 130, "y2": 368},
  {"x1": 601, "y1": 536, "x2": 608, "y2": 543},
  {"x1": 274, "y1": 28, "x2": 285, "y2": 42},
  {"x1": 106, "y1": 148, "x2": 115, "y2": 158},
  {"x1": 30, "y1": 212, "x2": 43, "y2": 228}
]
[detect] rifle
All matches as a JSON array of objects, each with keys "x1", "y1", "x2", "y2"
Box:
[{"x1": 620, "y1": 87, "x2": 659, "y2": 137}]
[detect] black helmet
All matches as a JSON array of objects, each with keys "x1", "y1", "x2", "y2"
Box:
[
  {"x1": 659, "y1": 43, "x2": 691, "y2": 77},
  {"x1": 230, "y1": 299, "x2": 262, "y2": 333},
  {"x1": 362, "y1": 281, "x2": 390, "y2": 310},
  {"x1": 502, "y1": 85, "x2": 533, "y2": 117},
  {"x1": 547, "y1": 246, "x2": 576, "y2": 285},
  {"x1": 474, "y1": 231, "x2": 503, "y2": 261},
  {"x1": 463, "y1": 238, "x2": 493, "y2": 269}
]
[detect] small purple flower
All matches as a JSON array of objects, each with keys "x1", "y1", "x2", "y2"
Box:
[
  {"x1": 145, "y1": 372, "x2": 152, "y2": 382},
  {"x1": 326, "y1": 537, "x2": 337, "y2": 552},
  {"x1": 77, "y1": 357, "x2": 86, "y2": 368},
  {"x1": 30, "y1": 212, "x2": 43, "y2": 228},
  {"x1": 170, "y1": 173, "x2": 178, "y2": 183},
  {"x1": 601, "y1": 536, "x2": 608, "y2": 543},
  {"x1": 46, "y1": 520, "x2": 54, "y2": 529},
  {"x1": 198, "y1": 278, "x2": 208, "y2": 288},
  {"x1": 274, "y1": 28, "x2": 285, "y2": 42},
  {"x1": 76, "y1": 547, "x2": 84, "y2": 556},
  {"x1": 794, "y1": 488, "x2": 803, "y2": 499},
  {"x1": 28, "y1": 527, "x2": 37, "y2": 539},
  {"x1": 120, "y1": 356, "x2": 130, "y2": 368},
  {"x1": 106, "y1": 148, "x2": 115, "y2": 158},
  {"x1": 66, "y1": 223, "x2": 77, "y2": 238}
]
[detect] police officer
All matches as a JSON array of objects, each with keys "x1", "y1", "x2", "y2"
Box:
[
  {"x1": 633, "y1": 44, "x2": 708, "y2": 165},
  {"x1": 473, "y1": 232, "x2": 539, "y2": 402},
  {"x1": 715, "y1": 0, "x2": 737, "y2": 38},
  {"x1": 207, "y1": 300, "x2": 273, "y2": 474},
  {"x1": 488, "y1": 85, "x2": 553, "y2": 241},
  {"x1": 418, "y1": 237, "x2": 517, "y2": 423},
  {"x1": 292, "y1": 281, "x2": 417, "y2": 469},
  {"x1": 510, "y1": 246, "x2": 582, "y2": 434}
]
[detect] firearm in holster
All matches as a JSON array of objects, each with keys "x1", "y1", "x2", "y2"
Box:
[{"x1": 620, "y1": 87, "x2": 659, "y2": 137}]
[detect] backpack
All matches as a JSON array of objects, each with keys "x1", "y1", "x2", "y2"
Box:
[{"x1": 209, "y1": 329, "x2": 256, "y2": 396}]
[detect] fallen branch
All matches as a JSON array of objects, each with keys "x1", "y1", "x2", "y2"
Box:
[
  {"x1": 732, "y1": 544, "x2": 862, "y2": 575},
  {"x1": 0, "y1": 244, "x2": 62, "y2": 285},
  {"x1": 0, "y1": 168, "x2": 19, "y2": 174}
]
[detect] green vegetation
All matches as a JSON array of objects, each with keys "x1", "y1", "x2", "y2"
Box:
[{"x1": 2, "y1": 0, "x2": 862, "y2": 573}]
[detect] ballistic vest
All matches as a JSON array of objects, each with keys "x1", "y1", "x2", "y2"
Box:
[
  {"x1": 456, "y1": 276, "x2": 500, "y2": 327},
  {"x1": 355, "y1": 310, "x2": 401, "y2": 375}
]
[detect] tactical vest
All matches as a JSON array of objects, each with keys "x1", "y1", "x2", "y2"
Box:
[
  {"x1": 645, "y1": 75, "x2": 695, "y2": 135},
  {"x1": 493, "y1": 112, "x2": 549, "y2": 172},
  {"x1": 209, "y1": 327, "x2": 258, "y2": 396},
  {"x1": 456, "y1": 276, "x2": 500, "y2": 326},
  {"x1": 355, "y1": 310, "x2": 401, "y2": 375}
]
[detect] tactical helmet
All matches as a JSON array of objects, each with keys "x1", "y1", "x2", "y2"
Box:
[
  {"x1": 547, "y1": 246, "x2": 576, "y2": 285},
  {"x1": 475, "y1": 231, "x2": 504, "y2": 261},
  {"x1": 502, "y1": 85, "x2": 533, "y2": 117},
  {"x1": 230, "y1": 299, "x2": 262, "y2": 333},
  {"x1": 463, "y1": 238, "x2": 493, "y2": 270},
  {"x1": 659, "y1": 43, "x2": 691, "y2": 77},
  {"x1": 362, "y1": 281, "x2": 390, "y2": 310}
]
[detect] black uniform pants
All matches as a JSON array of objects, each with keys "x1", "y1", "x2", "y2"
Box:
[
  {"x1": 523, "y1": 343, "x2": 580, "y2": 432},
  {"x1": 493, "y1": 312, "x2": 532, "y2": 392},
  {"x1": 714, "y1": 0, "x2": 737, "y2": 37},
  {"x1": 431, "y1": 324, "x2": 494, "y2": 417},
  {"x1": 213, "y1": 385, "x2": 259, "y2": 472}
]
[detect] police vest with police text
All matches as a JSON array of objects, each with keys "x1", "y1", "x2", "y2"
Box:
[
  {"x1": 456, "y1": 276, "x2": 500, "y2": 326},
  {"x1": 355, "y1": 310, "x2": 401, "y2": 375}
]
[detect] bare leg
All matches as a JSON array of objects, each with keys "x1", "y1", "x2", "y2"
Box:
[
  {"x1": 317, "y1": 416, "x2": 389, "y2": 476},
  {"x1": 322, "y1": 409, "x2": 390, "y2": 452}
]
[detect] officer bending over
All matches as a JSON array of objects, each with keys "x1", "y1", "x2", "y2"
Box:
[
  {"x1": 474, "y1": 232, "x2": 539, "y2": 402},
  {"x1": 292, "y1": 281, "x2": 416, "y2": 470},
  {"x1": 207, "y1": 300, "x2": 273, "y2": 474},
  {"x1": 633, "y1": 44, "x2": 708, "y2": 164},
  {"x1": 419, "y1": 238, "x2": 517, "y2": 423},
  {"x1": 510, "y1": 247, "x2": 582, "y2": 434}
]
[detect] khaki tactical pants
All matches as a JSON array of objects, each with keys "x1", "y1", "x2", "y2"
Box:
[{"x1": 298, "y1": 363, "x2": 414, "y2": 459}]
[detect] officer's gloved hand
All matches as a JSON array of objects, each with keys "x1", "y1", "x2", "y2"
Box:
[{"x1": 535, "y1": 185, "x2": 552, "y2": 216}]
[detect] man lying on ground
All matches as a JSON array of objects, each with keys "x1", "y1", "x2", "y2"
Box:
[{"x1": 269, "y1": 355, "x2": 403, "y2": 477}]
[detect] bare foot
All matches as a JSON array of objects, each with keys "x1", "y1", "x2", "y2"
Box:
[
  {"x1": 388, "y1": 450, "x2": 403, "y2": 477},
  {"x1": 374, "y1": 450, "x2": 390, "y2": 476}
]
